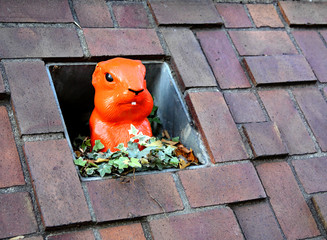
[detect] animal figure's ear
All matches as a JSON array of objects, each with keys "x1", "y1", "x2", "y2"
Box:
[
  {"x1": 92, "y1": 64, "x2": 102, "y2": 86},
  {"x1": 137, "y1": 62, "x2": 146, "y2": 78}
]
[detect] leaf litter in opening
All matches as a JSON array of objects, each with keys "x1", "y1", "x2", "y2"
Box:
[{"x1": 73, "y1": 124, "x2": 198, "y2": 178}]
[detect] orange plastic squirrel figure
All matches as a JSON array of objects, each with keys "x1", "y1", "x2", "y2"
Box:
[{"x1": 89, "y1": 58, "x2": 153, "y2": 152}]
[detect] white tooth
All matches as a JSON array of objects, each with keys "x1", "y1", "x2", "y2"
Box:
[{"x1": 131, "y1": 102, "x2": 136, "y2": 105}]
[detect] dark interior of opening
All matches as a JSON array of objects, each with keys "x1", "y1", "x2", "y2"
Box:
[{"x1": 49, "y1": 64, "x2": 95, "y2": 140}]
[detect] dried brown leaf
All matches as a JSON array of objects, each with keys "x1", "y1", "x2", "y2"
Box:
[
  {"x1": 94, "y1": 158, "x2": 109, "y2": 163},
  {"x1": 179, "y1": 159, "x2": 191, "y2": 169},
  {"x1": 162, "y1": 130, "x2": 171, "y2": 139},
  {"x1": 161, "y1": 138, "x2": 179, "y2": 146},
  {"x1": 75, "y1": 150, "x2": 82, "y2": 157}
]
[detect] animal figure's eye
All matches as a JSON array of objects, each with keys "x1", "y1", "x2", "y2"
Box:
[{"x1": 105, "y1": 73, "x2": 114, "y2": 82}]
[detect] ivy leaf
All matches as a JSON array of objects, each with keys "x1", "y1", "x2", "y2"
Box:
[
  {"x1": 94, "y1": 158, "x2": 108, "y2": 163},
  {"x1": 98, "y1": 163, "x2": 112, "y2": 177},
  {"x1": 150, "y1": 105, "x2": 158, "y2": 115},
  {"x1": 74, "y1": 157, "x2": 87, "y2": 167},
  {"x1": 157, "y1": 150, "x2": 165, "y2": 160},
  {"x1": 149, "y1": 116, "x2": 161, "y2": 124},
  {"x1": 164, "y1": 145, "x2": 176, "y2": 156},
  {"x1": 128, "y1": 124, "x2": 139, "y2": 136},
  {"x1": 127, "y1": 141, "x2": 139, "y2": 158},
  {"x1": 111, "y1": 151, "x2": 123, "y2": 159},
  {"x1": 138, "y1": 146, "x2": 157, "y2": 159},
  {"x1": 93, "y1": 140, "x2": 104, "y2": 152},
  {"x1": 141, "y1": 158, "x2": 149, "y2": 165},
  {"x1": 115, "y1": 143, "x2": 126, "y2": 152},
  {"x1": 113, "y1": 157, "x2": 129, "y2": 170},
  {"x1": 155, "y1": 162, "x2": 164, "y2": 170},
  {"x1": 147, "y1": 140, "x2": 163, "y2": 148},
  {"x1": 86, "y1": 167, "x2": 97, "y2": 175},
  {"x1": 170, "y1": 157, "x2": 179, "y2": 167},
  {"x1": 81, "y1": 138, "x2": 91, "y2": 152},
  {"x1": 103, "y1": 149, "x2": 113, "y2": 158},
  {"x1": 131, "y1": 134, "x2": 151, "y2": 145},
  {"x1": 129, "y1": 158, "x2": 142, "y2": 168}
]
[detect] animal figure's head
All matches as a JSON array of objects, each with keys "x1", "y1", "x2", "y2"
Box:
[{"x1": 92, "y1": 58, "x2": 153, "y2": 123}]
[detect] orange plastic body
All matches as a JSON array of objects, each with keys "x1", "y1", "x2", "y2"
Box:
[{"x1": 89, "y1": 58, "x2": 153, "y2": 152}]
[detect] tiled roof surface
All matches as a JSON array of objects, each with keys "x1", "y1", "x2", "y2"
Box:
[{"x1": 0, "y1": 0, "x2": 327, "y2": 239}]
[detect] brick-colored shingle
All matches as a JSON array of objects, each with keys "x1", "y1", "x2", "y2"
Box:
[
  {"x1": 99, "y1": 223, "x2": 146, "y2": 240},
  {"x1": 148, "y1": 0, "x2": 222, "y2": 25},
  {"x1": 48, "y1": 230, "x2": 95, "y2": 240},
  {"x1": 244, "y1": 55, "x2": 316, "y2": 86},
  {"x1": 0, "y1": 27, "x2": 83, "y2": 58},
  {"x1": 216, "y1": 4, "x2": 252, "y2": 28},
  {"x1": 186, "y1": 91, "x2": 248, "y2": 162},
  {"x1": 257, "y1": 162, "x2": 319, "y2": 239},
  {"x1": 229, "y1": 31, "x2": 297, "y2": 56},
  {"x1": 312, "y1": 193, "x2": 327, "y2": 230},
  {"x1": 293, "y1": 157, "x2": 327, "y2": 194},
  {"x1": 0, "y1": 0, "x2": 73, "y2": 23},
  {"x1": 84, "y1": 28, "x2": 163, "y2": 57},
  {"x1": 179, "y1": 162, "x2": 265, "y2": 207},
  {"x1": 279, "y1": 2, "x2": 327, "y2": 26},
  {"x1": 293, "y1": 31, "x2": 327, "y2": 83},
  {"x1": 24, "y1": 139, "x2": 91, "y2": 228},
  {"x1": 224, "y1": 92, "x2": 266, "y2": 123},
  {"x1": 0, "y1": 192, "x2": 37, "y2": 239},
  {"x1": 293, "y1": 87, "x2": 327, "y2": 151},
  {"x1": 162, "y1": 28, "x2": 217, "y2": 91},
  {"x1": 197, "y1": 30, "x2": 250, "y2": 89},
  {"x1": 247, "y1": 4, "x2": 283, "y2": 28},
  {"x1": 259, "y1": 89, "x2": 316, "y2": 155},
  {"x1": 73, "y1": 0, "x2": 113, "y2": 28},
  {"x1": 112, "y1": 2, "x2": 149, "y2": 28},
  {"x1": 0, "y1": 106, "x2": 25, "y2": 188},
  {"x1": 233, "y1": 201, "x2": 284, "y2": 240},
  {"x1": 4, "y1": 60, "x2": 63, "y2": 135},
  {"x1": 243, "y1": 122, "x2": 288, "y2": 158},
  {"x1": 86, "y1": 173, "x2": 183, "y2": 222},
  {"x1": 149, "y1": 208, "x2": 243, "y2": 240}
]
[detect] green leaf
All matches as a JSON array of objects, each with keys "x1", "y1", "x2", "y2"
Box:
[
  {"x1": 74, "y1": 157, "x2": 87, "y2": 167},
  {"x1": 164, "y1": 145, "x2": 176, "y2": 156},
  {"x1": 86, "y1": 167, "x2": 97, "y2": 175},
  {"x1": 81, "y1": 138, "x2": 91, "y2": 152},
  {"x1": 172, "y1": 136, "x2": 180, "y2": 142},
  {"x1": 164, "y1": 155, "x2": 171, "y2": 164},
  {"x1": 149, "y1": 116, "x2": 161, "y2": 124},
  {"x1": 156, "y1": 162, "x2": 164, "y2": 170},
  {"x1": 115, "y1": 143, "x2": 126, "y2": 152},
  {"x1": 111, "y1": 151, "x2": 123, "y2": 159},
  {"x1": 150, "y1": 105, "x2": 158, "y2": 115},
  {"x1": 129, "y1": 158, "x2": 142, "y2": 168},
  {"x1": 138, "y1": 145, "x2": 158, "y2": 159},
  {"x1": 113, "y1": 157, "x2": 129, "y2": 170},
  {"x1": 157, "y1": 150, "x2": 165, "y2": 160},
  {"x1": 127, "y1": 141, "x2": 140, "y2": 158},
  {"x1": 141, "y1": 158, "x2": 149, "y2": 165},
  {"x1": 93, "y1": 140, "x2": 105, "y2": 152},
  {"x1": 88, "y1": 162, "x2": 99, "y2": 168},
  {"x1": 98, "y1": 163, "x2": 112, "y2": 177},
  {"x1": 170, "y1": 157, "x2": 179, "y2": 167},
  {"x1": 128, "y1": 124, "x2": 139, "y2": 136},
  {"x1": 104, "y1": 149, "x2": 113, "y2": 158},
  {"x1": 131, "y1": 133, "x2": 151, "y2": 145}
]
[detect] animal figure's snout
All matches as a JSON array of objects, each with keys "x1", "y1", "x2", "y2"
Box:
[{"x1": 128, "y1": 88, "x2": 144, "y2": 95}]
